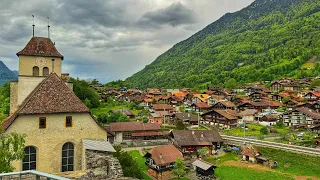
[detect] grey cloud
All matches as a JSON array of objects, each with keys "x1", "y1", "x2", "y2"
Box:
[{"x1": 137, "y1": 2, "x2": 197, "y2": 28}]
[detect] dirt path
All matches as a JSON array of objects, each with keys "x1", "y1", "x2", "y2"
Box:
[{"x1": 222, "y1": 161, "x2": 320, "y2": 180}]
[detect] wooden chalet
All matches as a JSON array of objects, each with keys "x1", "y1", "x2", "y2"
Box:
[
  {"x1": 210, "y1": 101, "x2": 235, "y2": 110},
  {"x1": 304, "y1": 91, "x2": 320, "y2": 101},
  {"x1": 144, "y1": 145, "x2": 183, "y2": 179},
  {"x1": 191, "y1": 102, "x2": 210, "y2": 112},
  {"x1": 170, "y1": 130, "x2": 223, "y2": 157},
  {"x1": 172, "y1": 113, "x2": 198, "y2": 125},
  {"x1": 201, "y1": 109, "x2": 239, "y2": 129}
]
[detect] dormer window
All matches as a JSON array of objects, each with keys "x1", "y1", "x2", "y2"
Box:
[{"x1": 39, "y1": 117, "x2": 46, "y2": 129}]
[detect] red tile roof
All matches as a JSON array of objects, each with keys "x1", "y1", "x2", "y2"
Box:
[
  {"x1": 2, "y1": 73, "x2": 90, "y2": 130},
  {"x1": 132, "y1": 131, "x2": 169, "y2": 137},
  {"x1": 153, "y1": 104, "x2": 173, "y2": 110},
  {"x1": 17, "y1": 37, "x2": 63, "y2": 59},
  {"x1": 147, "y1": 145, "x2": 183, "y2": 165},
  {"x1": 107, "y1": 122, "x2": 161, "y2": 132}
]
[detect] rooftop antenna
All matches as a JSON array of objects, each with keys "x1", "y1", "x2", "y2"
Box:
[
  {"x1": 47, "y1": 17, "x2": 50, "y2": 39},
  {"x1": 32, "y1": 15, "x2": 35, "y2": 37}
]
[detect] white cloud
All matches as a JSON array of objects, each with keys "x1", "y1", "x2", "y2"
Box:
[{"x1": 0, "y1": 0, "x2": 254, "y2": 82}]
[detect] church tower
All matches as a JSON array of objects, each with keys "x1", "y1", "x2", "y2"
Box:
[{"x1": 10, "y1": 37, "x2": 64, "y2": 114}]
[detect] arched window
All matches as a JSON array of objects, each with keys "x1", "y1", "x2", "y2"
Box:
[
  {"x1": 62, "y1": 142, "x2": 74, "y2": 172},
  {"x1": 33, "y1": 66, "x2": 39, "y2": 76},
  {"x1": 22, "y1": 146, "x2": 37, "y2": 170},
  {"x1": 43, "y1": 67, "x2": 49, "y2": 76}
]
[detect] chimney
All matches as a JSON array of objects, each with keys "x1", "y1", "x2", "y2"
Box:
[
  {"x1": 201, "y1": 132, "x2": 204, "y2": 138},
  {"x1": 192, "y1": 131, "x2": 195, "y2": 135},
  {"x1": 188, "y1": 113, "x2": 190, "y2": 118},
  {"x1": 159, "y1": 153, "x2": 163, "y2": 159}
]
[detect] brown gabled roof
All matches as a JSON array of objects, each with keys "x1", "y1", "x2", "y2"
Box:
[
  {"x1": 153, "y1": 104, "x2": 173, "y2": 110},
  {"x1": 242, "y1": 147, "x2": 259, "y2": 157},
  {"x1": 214, "y1": 109, "x2": 238, "y2": 120},
  {"x1": 2, "y1": 73, "x2": 90, "y2": 130},
  {"x1": 19, "y1": 73, "x2": 89, "y2": 115},
  {"x1": 219, "y1": 101, "x2": 236, "y2": 108},
  {"x1": 107, "y1": 122, "x2": 160, "y2": 132},
  {"x1": 17, "y1": 37, "x2": 63, "y2": 59},
  {"x1": 146, "y1": 145, "x2": 183, "y2": 165},
  {"x1": 192, "y1": 102, "x2": 210, "y2": 109},
  {"x1": 296, "y1": 107, "x2": 320, "y2": 120},
  {"x1": 171, "y1": 130, "x2": 223, "y2": 146}
]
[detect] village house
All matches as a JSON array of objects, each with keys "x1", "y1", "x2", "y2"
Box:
[
  {"x1": 106, "y1": 122, "x2": 168, "y2": 144},
  {"x1": 281, "y1": 107, "x2": 320, "y2": 131},
  {"x1": 241, "y1": 146, "x2": 268, "y2": 164},
  {"x1": 170, "y1": 130, "x2": 223, "y2": 157},
  {"x1": 191, "y1": 102, "x2": 210, "y2": 112},
  {"x1": 239, "y1": 109, "x2": 258, "y2": 123},
  {"x1": 3, "y1": 37, "x2": 109, "y2": 173},
  {"x1": 192, "y1": 94, "x2": 210, "y2": 103},
  {"x1": 171, "y1": 112, "x2": 199, "y2": 125},
  {"x1": 144, "y1": 145, "x2": 183, "y2": 179},
  {"x1": 303, "y1": 91, "x2": 320, "y2": 101},
  {"x1": 248, "y1": 91, "x2": 268, "y2": 100},
  {"x1": 201, "y1": 109, "x2": 239, "y2": 129},
  {"x1": 210, "y1": 101, "x2": 236, "y2": 110},
  {"x1": 149, "y1": 112, "x2": 163, "y2": 124},
  {"x1": 270, "y1": 80, "x2": 301, "y2": 92},
  {"x1": 259, "y1": 114, "x2": 279, "y2": 126}
]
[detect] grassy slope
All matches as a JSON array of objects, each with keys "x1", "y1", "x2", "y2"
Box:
[
  {"x1": 215, "y1": 166, "x2": 294, "y2": 180},
  {"x1": 257, "y1": 147, "x2": 320, "y2": 177},
  {"x1": 128, "y1": 150, "x2": 152, "y2": 180},
  {"x1": 91, "y1": 105, "x2": 141, "y2": 117}
]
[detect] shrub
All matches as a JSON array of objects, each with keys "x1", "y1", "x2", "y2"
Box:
[{"x1": 260, "y1": 127, "x2": 269, "y2": 135}]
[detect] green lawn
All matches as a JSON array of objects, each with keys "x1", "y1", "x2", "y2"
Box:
[
  {"x1": 204, "y1": 153, "x2": 238, "y2": 166},
  {"x1": 128, "y1": 150, "x2": 152, "y2": 180},
  {"x1": 215, "y1": 166, "x2": 294, "y2": 180},
  {"x1": 223, "y1": 124, "x2": 264, "y2": 136},
  {"x1": 257, "y1": 147, "x2": 320, "y2": 178},
  {"x1": 274, "y1": 126, "x2": 289, "y2": 134},
  {"x1": 91, "y1": 105, "x2": 141, "y2": 117}
]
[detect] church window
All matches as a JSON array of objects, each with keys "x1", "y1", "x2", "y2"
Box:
[
  {"x1": 22, "y1": 146, "x2": 37, "y2": 170},
  {"x1": 33, "y1": 66, "x2": 39, "y2": 76},
  {"x1": 66, "y1": 116, "x2": 72, "y2": 127},
  {"x1": 43, "y1": 67, "x2": 49, "y2": 76},
  {"x1": 62, "y1": 142, "x2": 74, "y2": 172},
  {"x1": 39, "y1": 117, "x2": 46, "y2": 129}
]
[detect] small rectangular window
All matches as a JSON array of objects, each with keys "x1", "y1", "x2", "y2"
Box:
[
  {"x1": 39, "y1": 117, "x2": 46, "y2": 129},
  {"x1": 66, "y1": 116, "x2": 72, "y2": 127}
]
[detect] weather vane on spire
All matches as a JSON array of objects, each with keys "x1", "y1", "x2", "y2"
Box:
[
  {"x1": 47, "y1": 17, "x2": 50, "y2": 39},
  {"x1": 32, "y1": 15, "x2": 35, "y2": 37}
]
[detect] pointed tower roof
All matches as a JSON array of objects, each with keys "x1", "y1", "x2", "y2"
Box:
[
  {"x1": 16, "y1": 37, "x2": 63, "y2": 59},
  {"x1": 2, "y1": 73, "x2": 90, "y2": 130}
]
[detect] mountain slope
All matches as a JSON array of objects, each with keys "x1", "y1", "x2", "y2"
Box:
[
  {"x1": 0, "y1": 61, "x2": 18, "y2": 85},
  {"x1": 126, "y1": 0, "x2": 320, "y2": 88}
]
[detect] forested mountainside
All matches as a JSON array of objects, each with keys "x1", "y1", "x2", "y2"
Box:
[
  {"x1": 0, "y1": 61, "x2": 17, "y2": 86},
  {"x1": 125, "y1": 0, "x2": 320, "y2": 88}
]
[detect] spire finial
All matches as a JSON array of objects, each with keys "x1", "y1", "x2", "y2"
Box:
[
  {"x1": 32, "y1": 15, "x2": 35, "y2": 37},
  {"x1": 47, "y1": 17, "x2": 50, "y2": 39}
]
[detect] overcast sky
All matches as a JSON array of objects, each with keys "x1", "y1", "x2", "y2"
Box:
[{"x1": 0, "y1": 0, "x2": 254, "y2": 82}]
